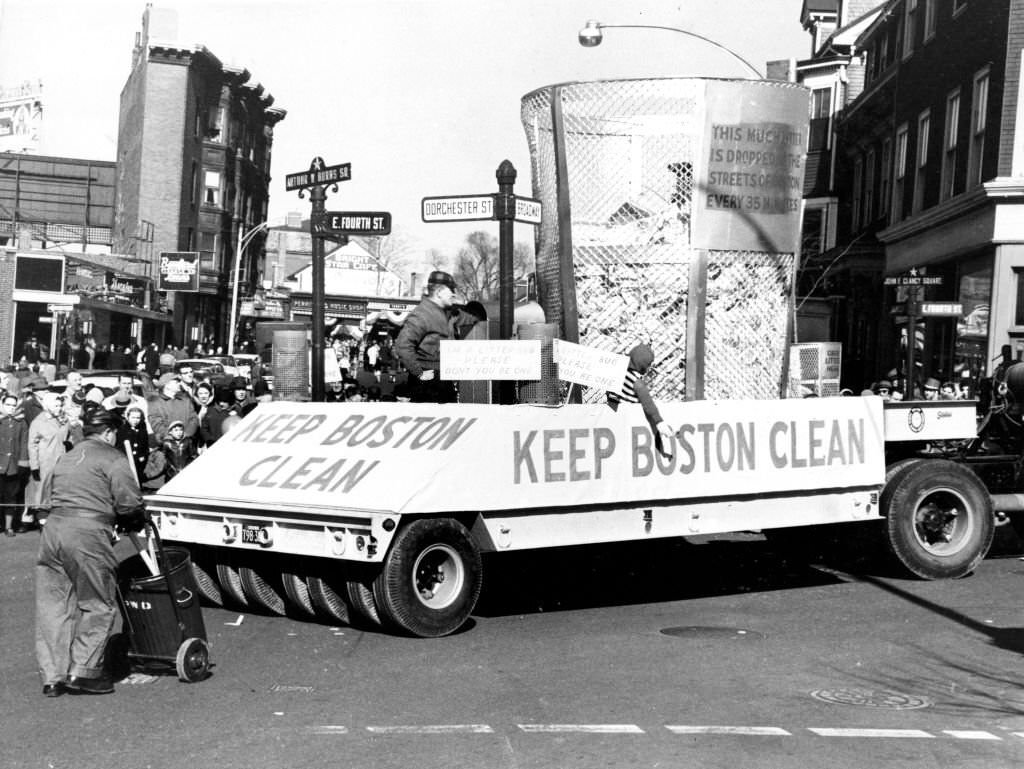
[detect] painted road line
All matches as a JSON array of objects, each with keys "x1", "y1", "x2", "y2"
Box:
[
  {"x1": 942, "y1": 730, "x2": 1001, "y2": 740},
  {"x1": 809, "y1": 728, "x2": 934, "y2": 738},
  {"x1": 306, "y1": 726, "x2": 349, "y2": 734},
  {"x1": 666, "y1": 726, "x2": 791, "y2": 736},
  {"x1": 518, "y1": 724, "x2": 645, "y2": 734},
  {"x1": 366, "y1": 725, "x2": 495, "y2": 735}
]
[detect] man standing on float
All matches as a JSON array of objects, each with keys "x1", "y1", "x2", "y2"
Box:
[{"x1": 395, "y1": 271, "x2": 460, "y2": 403}]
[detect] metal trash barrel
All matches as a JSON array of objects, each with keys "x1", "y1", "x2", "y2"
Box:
[{"x1": 121, "y1": 546, "x2": 206, "y2": 660}]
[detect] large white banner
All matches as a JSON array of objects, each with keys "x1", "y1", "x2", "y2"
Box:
[{"x1": 152, "y1": 398, "x2": 886, "y2": 517}]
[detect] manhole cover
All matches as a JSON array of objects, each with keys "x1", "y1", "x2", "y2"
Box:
[
  {"x1": 660, "y1": 626, "x2": 766, "y2": 640},
  {"x1": 810, "y1": 688, "x2": 932, "y2": 710}
]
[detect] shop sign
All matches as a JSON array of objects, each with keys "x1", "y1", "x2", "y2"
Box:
[
  {"x1": 158, "y1": 252, "x2": 200, "y2": 292},
  {"x1": 367, "y1": 299, "x2": 418, "y2": 312},
  {"x1": 291, "y1": 296, "x2": 365, "y2": 316}
]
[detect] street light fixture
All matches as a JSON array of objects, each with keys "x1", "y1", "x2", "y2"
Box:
[
  {"x1": 228, "y1": 221, "x2": 268, "y2": 355},
  {"x1": 577, "y1": 19, "x2": 763, "y2": 79}
]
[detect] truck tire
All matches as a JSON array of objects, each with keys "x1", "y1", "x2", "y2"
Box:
[
  {"x1": 239, "y1": 565, "x2": 287, "y2": 616},
  {"x1": 885, "y1": 459, "x2": 994, "y2": 579},
  {"x1": 372, "y1": 518, "x2": 482, "y2": 638},
  {"x1": 307, "y1": 574, "x2": 350, "y2": 624},
  {"x1": 215, "y1": 556, "x2": 249, "y2": 608},
  {"x1": 281, "y1": 570, "x2": 317, "y2": 619},
  {"x1": 345, "y1": 574, "x2": 382, "y2": 628},
  {"x1": 190, "y1": 548, "x2": 223, "y2": 607}
]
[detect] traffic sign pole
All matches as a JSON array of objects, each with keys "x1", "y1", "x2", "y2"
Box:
[
  {"x1": 495, "y1": 160, "x2": 516, "y2": 406},
  {"x1": 289, "y1": 156, "x2": 351, "y2": 402}
]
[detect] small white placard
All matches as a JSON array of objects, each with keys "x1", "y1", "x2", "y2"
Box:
[
  {"x1": 553, "y1": 340, "x2": 630, "y2": 391},
  {"x1": 440, "y1": 340, "x2": 541, "y2": 381},
  {"x1": 323, "y1": 348, "x2": 343, "y2": 383}
]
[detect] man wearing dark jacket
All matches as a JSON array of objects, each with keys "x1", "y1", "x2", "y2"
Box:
[
  {"x1": 35, "y1": 408, "x2": 145, "y2": 696},
  {"x1": 146, "y1": 372, "x2": 199, "y2": 446},
  {"x1": 395, "y1": 271, "x2": 459, "y2": 403}
]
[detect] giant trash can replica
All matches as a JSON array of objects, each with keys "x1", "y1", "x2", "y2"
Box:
[{"x1": 118, "y1": 520, "x2": 211, "y2": 682}]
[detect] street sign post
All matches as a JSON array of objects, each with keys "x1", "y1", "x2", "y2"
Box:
[
  {"x1": 313, "y1": 211, "x2": 392, "y2": 236},
  {"x1": 285, "y1": 157, "x2": 352, "y2": 191},
  {"x1": 919, "y1": 302, "x2": 964, "y2": 317},
  {"x1": 422, "y1": 161, "x2": 543, "y2": 404},
  {"x1": 421, "y1": 195, "x2": 495, "y2": 222},
  {"x1": 286, "y1": 157, "x2": 352, "y2": 401}
]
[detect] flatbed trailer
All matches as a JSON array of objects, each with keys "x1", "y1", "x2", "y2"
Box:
[{"x1": 145, "y1": 395, "x2": 996, "y2": 637}]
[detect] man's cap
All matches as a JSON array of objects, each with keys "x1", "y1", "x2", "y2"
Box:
[
  {"x1": 167, "y1": 420, "x2": 184, "y2": 431},
  {"x1": 83, "y1": 408, "x2": 121, "y2": 433},
  {"x1": 230, "y1": 376, "x2": 248, "y2": 390},
  {"x1": 875, "y1": 380, "x2": 893, "y2": 391},
  {"x1": 924, "y1": 377, "x2": 941, "y2": 390},
  {"x1": 627, "y1": 344, "x2": 654, "y2": 372},
  {"x1": 156, "y1": 372, "x2": 180, "y2": 388},
  {"x1": 427, "y1": 270, "x2": 457, "y2": 291}
]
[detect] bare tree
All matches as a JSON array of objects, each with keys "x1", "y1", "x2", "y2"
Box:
[
  {"x1": 356, "y1": 229, "x2": 416, "y2": 294},
  {"x1": 452, "y1": 231, "x2": 533, "y2": 301}
]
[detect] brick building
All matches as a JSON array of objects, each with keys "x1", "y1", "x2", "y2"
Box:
[
  {"x1": 793, "y1": 0, "x2": 1024, "y2": 395},
  {"x1": 112, "y1": 6, "x2": 286, "y2": 349}
]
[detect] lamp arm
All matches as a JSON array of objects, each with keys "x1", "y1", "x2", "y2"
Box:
[{"x1": 596, "y1": 23, "x2": 762, "y2": 78}]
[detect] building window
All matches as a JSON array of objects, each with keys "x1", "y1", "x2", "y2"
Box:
[
  {"x1": 903, "y1": 0, "x2": 918, "y2": 57},
  {"x1": 206, "y1": 106, "x2": 225, "y2": 141},
  {"x1": 203, "y1": 170, "x2": 221, "y2": 206},
  {"x1": 940, "y1": 89, "x2": 960, "y2": 201},
  {"x1": 880, "y1": 138, "x2": 892, "y2": 219},
  {"x1": 190, "y1": 162, "x2": 198, "y2": 206},
  {"x1": 864, "y1": 148, "x2": 876, "y2": 227},
  {"x1": 852, "y1": 155, "x2": 863, "y2": 229},
  {"x1": 1015, "y1": 269, "x2": 1024, "y2": 326},
  {"x1": 967, "y1": 67, "x2": 989, "y2": 187},
  {"x1": 809, "y1": 88, "x2": 831, "y2": 150},
  {"x1": 923, "y1": 0, "x2": 936, "y2": 41},
  {"x1": 893, "y1": 124, "x2": 909, "y2": 221},
  {"x1": 913, "y1": 110, "x2": 930, "y2": 214},
  {"x1": 198, "y1": 231, "x2": 217, "y2": 271}
]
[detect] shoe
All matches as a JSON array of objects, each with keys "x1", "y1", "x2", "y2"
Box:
[
  {"x1": 42, "y1": 683, "x2": 65, "y2": 698},
  {"x1": 3, "y1": 529, "x2": 13, "y2": 537},
  {"x1": 65, "y1": 675, "x2": 114, "y2": 695},
  {"x1": 14, "y1": 523, "x2": 36, "y2": 533}
]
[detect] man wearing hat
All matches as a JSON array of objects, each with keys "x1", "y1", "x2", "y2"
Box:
[
  {"x1": 923, "y1": 377, "x2": 941, "y2": 400},
  {"x1": 35, "y1": 408, "x2": 146, "y2": 696},
  {"x1": 146, "y1": 371, "x2": 199, "y2": 446},
  {"x1": 395, "y1": 270, "x2": 460, "y2": 403}
]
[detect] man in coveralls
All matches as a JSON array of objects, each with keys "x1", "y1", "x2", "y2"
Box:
[
  {"x1": 395, "y1": 270, "x2": 460, "y2": 403},
  {"x1": 34, "y1": 409, "x2": 146, "y2": 696}
]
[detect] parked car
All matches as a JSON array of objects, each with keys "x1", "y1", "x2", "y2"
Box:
[{"x1": 199, "y1": 355, "x2": 242, "y2": 379}]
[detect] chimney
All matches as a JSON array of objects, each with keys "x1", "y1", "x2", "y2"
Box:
[
  {"x1": 286, "y1": 211, "x2": 303, "y2": 229},
  {"x1": 17, "y1": 226, "x2": 33, "y2": 250}
]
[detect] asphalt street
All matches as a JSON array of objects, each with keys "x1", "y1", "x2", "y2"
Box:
[{"x1": 4, "y1": 522, "x2": 1024, "y2": 769}]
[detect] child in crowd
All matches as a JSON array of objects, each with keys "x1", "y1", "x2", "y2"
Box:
[{"x1": 161, "y1": 419, "x2": 197, "y2": 481}]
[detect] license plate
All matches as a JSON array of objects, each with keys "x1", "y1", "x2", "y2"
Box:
[{"x1": 241, "y1": 525, "x2": 267, "y2": 544}]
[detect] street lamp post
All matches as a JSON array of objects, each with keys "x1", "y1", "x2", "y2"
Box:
[
  {"x1": 229, "y1": 221, "x2": 268, "y2": 356},
  {"x1": 577, "y1": 19, "x2": 763, "y2": 78}
]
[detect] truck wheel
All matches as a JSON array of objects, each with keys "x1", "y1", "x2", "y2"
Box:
[
  {"x1": 239, "y1": 566, "x2": 287, "y2": 616},
  {"x1": 215, "y1": 557, "x2": 249, "y2": 609},
  {"x1": 372, "y1": 518, "x2": 482, "y2": 638},
  {"x1": 345, "y1": 574, "x2": 382, "y2": 628},
  {"x1": 190, "y1": 548, "x2": 223, "y2": 607},
  {"x1": 281, "y1": 570, "x2": 317, "y2": 619},
  {"x1": 307, "y1": 574, "x2": 350, "y2": 624},
  {"x1": 885, "y1": 460, "x2": 994, "y2": 579}
]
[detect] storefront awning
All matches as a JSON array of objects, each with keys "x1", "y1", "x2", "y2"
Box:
[{"x1": 77, "y1": 297, "x2": 172, "y2": 323}]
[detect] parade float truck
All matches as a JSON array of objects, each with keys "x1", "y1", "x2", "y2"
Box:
[{"x1": 143, "y1": 392, "x2": 1007, "y2": 638}]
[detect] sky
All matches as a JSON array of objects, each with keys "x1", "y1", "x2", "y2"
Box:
[{"x1": 0, "y1": 0, "x2": 812, "y2": 265}]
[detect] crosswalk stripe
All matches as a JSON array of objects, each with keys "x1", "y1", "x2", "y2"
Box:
[
  {"x1": 666, "y1": 726, "x2": 791, "y2": 736},
  {"x1": 518, "y1": 724, "x2": 645, "y2": 734},
  {"x1": 366, "y1": 725, "x2": 494, "y2": 734},
  {"x1": 942, "y1": 730, "x2": 1001, "y2": 740},
  {"x1": 809, "y1": 728, "x2": 934, "y2": 738},
  {"x1": 306, "y1": 726, "x2": 349, "y2": 734}
]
